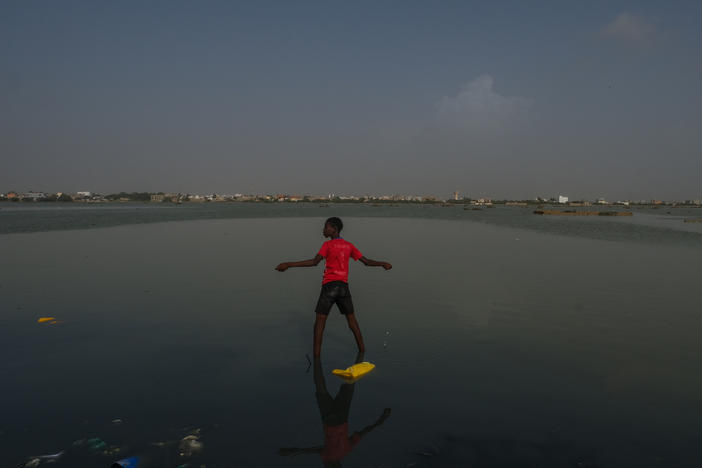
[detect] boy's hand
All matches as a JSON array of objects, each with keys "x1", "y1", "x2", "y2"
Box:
[
  {"x1": 381, "y1": 408, "x2": 392, "y2": 420},
  {"x1": 382, "y1": 262, "x2": 392, "y2": 270},
  {"x1": 275, "y1": 263, "x2": 289, "y2": 271}
]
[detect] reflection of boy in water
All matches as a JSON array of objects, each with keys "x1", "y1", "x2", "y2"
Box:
[{"x1": 279, "y1": 355, "x2": 391, "y2": 467}]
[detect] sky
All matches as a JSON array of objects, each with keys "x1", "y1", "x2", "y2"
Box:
[{"x1": 2, "y1": 1, "x2": 701, "y2": 200}]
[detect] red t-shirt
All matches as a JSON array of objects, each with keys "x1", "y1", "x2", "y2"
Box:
[
  {"x1": 317, "y1": 238, "x2": 363, "y2": 284},
  {"x1": 321, "y1": 423, "x2": 361, "y2": 463}
]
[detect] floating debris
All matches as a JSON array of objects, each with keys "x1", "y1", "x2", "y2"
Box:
[
  {"x1": 151, "y1": 440, "x2": 175, "y2": 448},
  {"x1": 111, "y1": 456, "x2": 139, "y2": 468},
  {"x1": 19, "y1": 451, "x2": 64, "y2": 467},
  {"x1": 103, "y1": 445, "x2": 122, "y2": 456},
  {"x1": 414, "y1": 445, "x2": 439, "y2": 458},
  {"x1": 37, "y1": 317, "x2": 56, "y2": 323},
  {"x1": 179, "y1": 434, "x2": 203, "y2": 457},
  {"x1": 87, "y1": 437, "x2": 107, "y2": 452},
  {"x1": 37, "y1": 451, "x2": 64, "y2": 461}
]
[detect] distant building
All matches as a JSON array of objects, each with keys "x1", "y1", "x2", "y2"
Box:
[
  {"x1": 453, "y1": 191, "x2": 459, "y2": 201},
  {"x1": 151, "y1": 194, "x2": 165, "y2": 202},
  {"x1": 76, "y1": 191, "x2": 92, "y2": 198},
  {"x1": 558, "y1": 195, "x2": 568, "y2": 204},
  {"x1": 472, "y1": 198, "x2": 492, "y2": 205},
  {"x1": 22, "y1": 192, "x2": 48, "y2": 200}
]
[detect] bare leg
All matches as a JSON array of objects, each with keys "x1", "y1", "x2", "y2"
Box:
[
  {"x1": 354, "y1": 351, "x2": 365, "y2": 364},
  {"x1": 313, "y1": 313, "x2": 328, "y2": 357},
  {"x1": 313, "y1": 356, "x2": 327, "y2": 394},
  {"x1": 345, "y1": 313, "x2": 365, "y2": 353}
]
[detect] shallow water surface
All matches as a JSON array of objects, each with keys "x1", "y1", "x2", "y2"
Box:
[{"x1": 1, "y1": 216, "x2": 701, "y2": 467}]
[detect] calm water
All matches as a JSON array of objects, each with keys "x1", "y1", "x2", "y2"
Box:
[{"x1": 1, "y1": 205, "x2": 701, "y2": 467}]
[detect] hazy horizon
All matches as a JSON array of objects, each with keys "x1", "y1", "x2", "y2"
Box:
[{"x1": 3, "y1": 1, "x2": 701, "y2": 200}]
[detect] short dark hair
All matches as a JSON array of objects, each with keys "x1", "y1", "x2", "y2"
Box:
[{"x1": 325, "y1": 217, "x2": 343, "y2": 233}]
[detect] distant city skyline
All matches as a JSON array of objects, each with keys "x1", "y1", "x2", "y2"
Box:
[
  {"x1": 2, "y1": 187, "x2": 700, "y2": 205},
  {"x1": 2, "y1": 1, "x2": 701, "y2": 200}
]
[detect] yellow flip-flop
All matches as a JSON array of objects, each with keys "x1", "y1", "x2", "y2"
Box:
[{"x1": 332, "y1": 362, "x2": 376, "y2": 381}]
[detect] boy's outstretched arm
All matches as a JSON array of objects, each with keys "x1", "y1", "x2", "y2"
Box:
[
  {"x1": 356, "y1": 408, "x2": 392, "y2": 438},
  {"x1": 275, "y1": 254, "x2": 323, "y2": 271},
  {"x1": 359, "y1": 256, "x2": 392, "y2": 270}
]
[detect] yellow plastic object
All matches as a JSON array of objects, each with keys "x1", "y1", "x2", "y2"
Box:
[
  {"x1": 332, "y1": 362, "x2": 376, "y2": 381},
  {"x1": 37, "y1": 317, "x2": 56, "y2": 323}
]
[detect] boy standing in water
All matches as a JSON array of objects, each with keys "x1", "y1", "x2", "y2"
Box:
[{"x1": 275, "y1": 217, "x2": 392, "y2": 356}]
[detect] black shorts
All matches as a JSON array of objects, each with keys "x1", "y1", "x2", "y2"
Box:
[
  {"x1": 316, "y1": 383, "x2": 354, "y2": 426},
  {"x1": 315, "y1": 281, "x2": 355, "y2": 315}
]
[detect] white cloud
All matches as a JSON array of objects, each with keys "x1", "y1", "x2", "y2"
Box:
[
  {"x1": 435, "y1": 75, "x2": 532, "y2": 131},
  {"x1": 601, "y1": 13, "x2": 655, "y2": 42}
]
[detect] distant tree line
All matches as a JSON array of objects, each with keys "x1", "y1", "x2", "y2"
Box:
[
  {"x1": 0, "y1": 194, "x2": 74, "y2": 202},
  {"x1": 104, "y1": 192, "x2": 153, "y2": 201}
]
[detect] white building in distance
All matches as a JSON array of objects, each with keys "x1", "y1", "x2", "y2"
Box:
[{"x1": 558, "y1": 195, "x2": 568, "y2": 204}]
